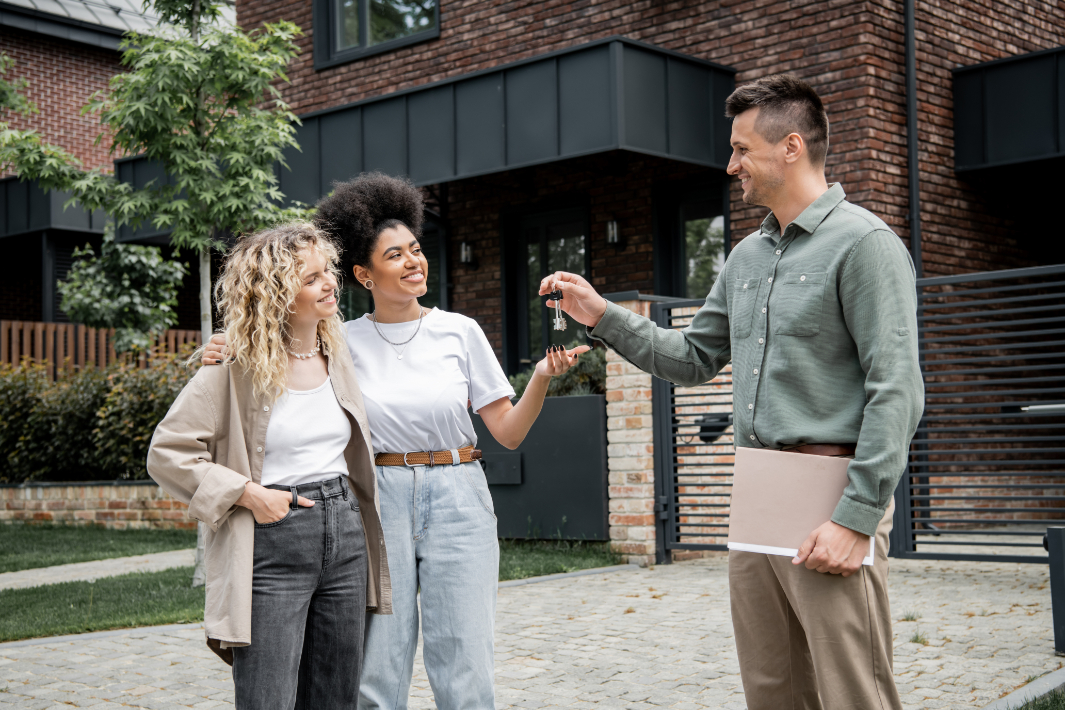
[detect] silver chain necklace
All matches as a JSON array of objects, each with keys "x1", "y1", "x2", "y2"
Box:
[{"x1": 371, "y1": 308, "x2": 426, "y2": 360}]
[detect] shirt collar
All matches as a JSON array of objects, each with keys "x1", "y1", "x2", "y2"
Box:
[{"x1": 759, "y1": 183, "x2": 847, "y2": 243}]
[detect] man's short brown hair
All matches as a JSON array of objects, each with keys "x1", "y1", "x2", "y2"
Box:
[{"x1": 725, "y1": 74, "x2": 830, "y2": 167}]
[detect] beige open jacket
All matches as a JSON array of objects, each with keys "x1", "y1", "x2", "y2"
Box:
[{"x1": 146, "y1": 349, "x2": 391, "y2": 664}]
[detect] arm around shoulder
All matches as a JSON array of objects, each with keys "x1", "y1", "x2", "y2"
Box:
[{"x1": 146, "y1": 368, "x2": 250, "y2": 531}]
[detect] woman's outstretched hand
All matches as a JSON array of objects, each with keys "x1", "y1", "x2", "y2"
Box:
[
  {"x1": 201, "y1": 333, "x2": 228, "y2": 365},
  {"x1": 535, "y1": 344, "x2": 591, "y2": 378},
  {"x1": 538, "y1": 271, "x2": 609, "y2": 329}
]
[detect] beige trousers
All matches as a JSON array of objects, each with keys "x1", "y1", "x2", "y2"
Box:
[{"x1": 728, "y1": 500, "x2": 901, "y2": 710}]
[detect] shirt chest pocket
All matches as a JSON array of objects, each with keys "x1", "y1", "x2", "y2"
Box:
[
  {"x1": 773, "y1": 271, "x2": 828, "y2": 337},
  {"x1": 730, "y1": 275, "x2": 757, "y2": 339}
]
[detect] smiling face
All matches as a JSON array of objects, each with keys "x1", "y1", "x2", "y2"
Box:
[
  {"x1": 290, "y1": 247, "x2": 339, "y2": 335},
  {"x1": 353, "y1": 223, "x2": 429, "y2": 305},
  {"x1": 727, "y1": 107, "x2": 787, "y2": 209}
]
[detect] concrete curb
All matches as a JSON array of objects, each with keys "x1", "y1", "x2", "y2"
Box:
[
  {"x1": 0, "y1": 622, "x2": 205, "y2": 650},
  {"x1": 498, "y1": 563, "x2": 641, "y2": 588},
  {"x1": 982, "y1": 666, "x2": 1065, "y2": 710}
]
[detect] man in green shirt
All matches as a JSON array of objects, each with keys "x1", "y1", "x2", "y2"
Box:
[{"x1": 540, "y1": 75, "x2": 921, "y2": 710}]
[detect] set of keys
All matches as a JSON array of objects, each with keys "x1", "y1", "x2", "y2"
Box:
[{"x1": 548, "y1": 289, "x2": 567, "y2": 331}]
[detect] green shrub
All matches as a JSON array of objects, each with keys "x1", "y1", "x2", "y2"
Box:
[
  {"x1": 509, "y1": 342, "x2": 607, "y2": 399},
  {"x1": 0, "y1": 348, "x2": 195, "y2": 483},
  {"x1": 94, "y1": 348, "x2": 196, "y2": 479}
]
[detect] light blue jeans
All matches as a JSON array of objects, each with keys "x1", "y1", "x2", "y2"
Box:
[{"x1": 358, "y1": 461, "x2": 499, "y2": 710}]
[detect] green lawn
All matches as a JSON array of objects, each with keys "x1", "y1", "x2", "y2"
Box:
[
  {"x1": 0, "y1": 524, "x2": 197, "y2": 574},
  {"x1": 1017, "y1": 689, "x2": 1065, "y2": 709},
  {"x1": 498, "y1": 539, "x2": 622, "y2": 581},
  {"x1": 0, "y1": 566, "x2": 204, "y2": 642}
]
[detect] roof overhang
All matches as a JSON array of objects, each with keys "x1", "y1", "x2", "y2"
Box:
[
  {"x1": 278, "y1": 36, "x2": 736, "y2": 205},
  {"x1": 953, "y1": 45, "x2": 1065, "y2": 173},
  {"x1": 0, "y1": 176, "x2": 106, "y2": 240}
]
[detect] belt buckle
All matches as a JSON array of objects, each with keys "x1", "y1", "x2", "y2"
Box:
[{"x1": 403, "y1": 452, "x2": 415, "y2": 467}]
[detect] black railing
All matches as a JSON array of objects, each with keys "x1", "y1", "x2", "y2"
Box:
[
  {"x1": 892, "y1": 264, "x2": 1065, "y2": 563},
  {"x1": 651, "y1": 264, "x2": 1065, "y2": 565}
]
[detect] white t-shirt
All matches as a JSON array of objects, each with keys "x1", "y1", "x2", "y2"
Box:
[
  {"x1": 260, "y1": 377, "x2": 352, "y2": 487},
  {"x1": 345, "y1": 308, "x2": 515, "y2": 455}
]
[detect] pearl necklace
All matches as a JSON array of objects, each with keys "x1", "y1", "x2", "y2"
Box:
[{"x1": 288, "y1": 335, "x2": 321, "y2": 360}]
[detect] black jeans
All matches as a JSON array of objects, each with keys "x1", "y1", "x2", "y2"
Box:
[{"x1": 232, "y1": 476, "x2": 368, "y2": 710}]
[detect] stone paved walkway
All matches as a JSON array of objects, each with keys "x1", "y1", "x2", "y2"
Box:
[
  {"x1": 0, "y1": 556, "x2": 1058, "y2": 709},
  {"x1": 0, "y1": 550, "x2": 196, "y2": 591}
]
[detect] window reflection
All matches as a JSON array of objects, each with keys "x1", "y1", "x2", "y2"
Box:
[
  {"x1": 684, "y1": 214, "x2": 724, "y2": 299},
  {"x1": 370, "y1": 0, "x2": 437, "y2": 45},
  {"x1": 337, "y1": 0, "x2": 359, "y2": 50}
]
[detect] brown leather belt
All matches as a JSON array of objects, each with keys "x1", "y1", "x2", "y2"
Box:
[
  {"x1": 374, "y1": 446, "x2": 483, "y2": 468},
  {"x1": 783, "y1": 444, "x2": 856, "y2": 457}
]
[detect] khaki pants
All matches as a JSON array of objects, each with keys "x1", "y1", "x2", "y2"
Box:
[{"x1": 728, "y1": 500, "x2": 901, "y2": 710}]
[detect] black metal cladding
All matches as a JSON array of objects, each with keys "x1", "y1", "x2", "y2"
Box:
[
  {"x1": 277, "y1": 37, "x2": 735, "y2": 198},
  {"x1": 952, "y1": 45, "x2": 1065, "y2": 172},
  {"x1": 114, "y1": 156, "x2": 178, "y2": 244},
  {"x1": 892, "y1": 264, "x2": 1065, "y2": 564},
  {"x1": 0, "y1": 176, "x2": 106, "y2": 240}
]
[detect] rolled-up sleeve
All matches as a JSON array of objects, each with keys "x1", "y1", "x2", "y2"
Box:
[
  {"x1": 147, "y1": 376, "x2": 249, "y2": 531},
  {"x1": 832, "y1": 230, "x2": 924, "y2": 536}
]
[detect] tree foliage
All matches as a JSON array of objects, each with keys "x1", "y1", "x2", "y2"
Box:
[{"x1": 57, "y1": 228, "x2": 188, "y2": 353}]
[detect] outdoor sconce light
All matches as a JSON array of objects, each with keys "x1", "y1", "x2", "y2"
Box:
[
  {"x1": 606, "y1": 219, "x2": 623, "y2": 248},
  {"x1": 459, "y1": 241, "x2": 477, "y2": 268}
]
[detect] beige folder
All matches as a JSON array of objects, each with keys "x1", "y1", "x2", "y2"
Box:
[{"x1": 727, "y1": 447, "x2": 874, "y2": 565}]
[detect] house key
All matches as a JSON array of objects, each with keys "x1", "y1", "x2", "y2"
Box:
[{"x1": 549, "y1": 290, "x2": 567, "y2": 331}]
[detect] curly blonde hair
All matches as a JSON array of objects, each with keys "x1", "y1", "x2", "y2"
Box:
[{"x1": 212, "y1": 222, "x2": 348, "y2": 401}]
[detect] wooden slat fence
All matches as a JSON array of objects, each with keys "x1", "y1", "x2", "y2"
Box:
[{"x1": 0, "y1": 321, "x2": 201, "y2": 379}]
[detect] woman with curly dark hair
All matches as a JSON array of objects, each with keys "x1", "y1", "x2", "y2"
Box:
[{"x1": 206, "y1": 172, "x2": 587, "y2": 709}]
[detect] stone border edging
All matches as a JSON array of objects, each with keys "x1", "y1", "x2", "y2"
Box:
[
  {"x1": 982, "y1": 666, "x2": 1065, "y2": 710},
  {"x1": 498, "y1": 563, "x2": 641, "y2": 588},
  {"x1": 0, "y1": 622, "x2": 205, "y2": 650}
]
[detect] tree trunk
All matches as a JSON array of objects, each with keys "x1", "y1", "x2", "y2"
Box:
[{"x1": 193, "y1": 246, "x2": 211, "y2": 588}]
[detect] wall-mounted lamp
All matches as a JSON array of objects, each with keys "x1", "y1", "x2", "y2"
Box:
[
  {"x1": 459, "y1": 241, "x2": 477, "y2": 268},
  {"x1": 606, "y1": 219, "x2": 623, "y2": 248}
]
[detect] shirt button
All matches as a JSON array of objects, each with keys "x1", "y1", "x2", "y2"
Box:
[
  {"x1": 753, "y1": 368, "x2": 758, "y2": 374},
  {"x1": 748, "y1": 403, "x2": 753, "y2": 409},
  {"x1": 256, "y1": 446, "x2": 263, "y2": 453},
  {"x1": 743, "y1": 283, "x2": 748, "y2": 289},
  {"x1": 263, "y1": 406, "x2": 270, "y2": 411},
  {"x1": 767, "y1": 277, "x2": 773, "y2": 283},
  {"x1": 758, "y1": 338, "x2": 764, "y2": 344},
  {"x1": 776, "y1": 250, "x2": 781, "y2": 255},
  {"x1": 761, "y1": 307, "x2": 767, "y2": 313},
  {"x1": 749, "y1": 434, "x2": 756, "y2": 441},
  {"x1": 800, "y1": 275, "x2": 806, "y2": 282}
]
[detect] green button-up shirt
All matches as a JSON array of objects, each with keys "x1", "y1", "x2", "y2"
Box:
[{"x1": 591, "y1": 184, "x2": 923, "y2": 536}]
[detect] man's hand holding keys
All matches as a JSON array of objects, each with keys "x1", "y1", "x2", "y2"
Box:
[{"x1": 537, "y1": 272, "x2": 609, "y2": 329}]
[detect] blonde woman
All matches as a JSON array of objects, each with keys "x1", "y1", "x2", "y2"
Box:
[{"x1": 148, "y1": 223, "x2": 390, "y2": 710}]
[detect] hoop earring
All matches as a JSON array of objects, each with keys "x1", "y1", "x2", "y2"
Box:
[{"x1": 364, "y1": 280, "x2": 374, "y2": 289}]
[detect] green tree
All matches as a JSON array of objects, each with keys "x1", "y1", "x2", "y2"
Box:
[
  {"x1": 58, "y1": 227, "x2": 187, "y2": 353},
  {"x1": 685, "y1": 216, "x2": 725, "y2": 299}
]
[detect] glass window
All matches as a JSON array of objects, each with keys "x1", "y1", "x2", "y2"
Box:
[
  {"x1": 682, "y1": 209, "x2": 725, "y2": 299},
  {"x1": 326, "y1": 0, "x2": 438, "y2": 64},
  {"x1": 518, "y1": 212, "x2": 587, "y2": 365}
]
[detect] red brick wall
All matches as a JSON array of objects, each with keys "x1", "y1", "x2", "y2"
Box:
[
  {"x1": 0, "y1": 28, "x2": 120, "y2": 176},
  {"x1": 239, "y1": 0, "x2": 1065, "y2": 281},
  {"x1": 447, "y1": 152, "x2": 710, "y2": 355},
  {"x1": 1, "y1": 482, "x2": 193, "y2": 530}
]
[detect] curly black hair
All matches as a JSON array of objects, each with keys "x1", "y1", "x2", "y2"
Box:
[{"x1": 314, "y1": 172, "x2": 424, "y2": 274}]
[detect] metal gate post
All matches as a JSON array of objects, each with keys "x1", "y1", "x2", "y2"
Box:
[
  {"x1": 1048, "y1": 528, "x2": 1065, "y2": 655},
  {"x1": 650, "y1": 301, "x2": 673, "y2": 565}
]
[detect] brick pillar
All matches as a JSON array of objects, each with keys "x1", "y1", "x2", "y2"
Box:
[{"x1": 604, "y1": 299, "x2": 657, "y2": 567}]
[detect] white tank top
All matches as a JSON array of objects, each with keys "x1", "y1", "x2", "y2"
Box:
[{"x1": 260, "y1": 377, "x2": 351, "y2": 487}]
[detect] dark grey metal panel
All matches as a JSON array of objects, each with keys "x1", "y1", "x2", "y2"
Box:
[
  {"x1": 455, "y1": 72, "x2": 505, "y2": 176},
  {"x1": 116, "y1": 158, "x2": 172, "y2": 242},
  {"x1": 667, "y1": 58, "x2": 712, "y2": 163},
  {"x1": 5, "y1": 180, "x2": 26, "y2": 235},
  {"x1": 408, "y1": 85, "x2": 455, "y2": 185},
  {"x1": 319, "y1": 108, "x2": 363, "y2": 189},
  {"x1": 620, "y1": 45, "x2": 668, "y2": 154},
  {"x1": 1059, "y1": 53, "x2": 1065, "y2": 156},
  {"x1": 985, "y1": 55, "x2": 1056, "y2": 165},
  {"x1": 363, "y1": 97, "x2": 408, "y2": 177},
  {"x1": 952, "y1": 70, "x2": 984, "y2": 170},
  {"x1": 48, "y1": 189, "x2": 91, "y2": 231},
  {"x1": 505, "y1": 59, "x2": 559, "y2": 166},
  {"x1": 711, "y1": 70, "x2": 735, "y2": 166},
  {"x1": 280, "y1": 116, "x2": 321, "y2": 206},
  {"x1": 27, "y1": 181, "x2": 49, "y2": 231},
  {"x1": 558, "y1": 46, "x2": 614, "y2": 155}
]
